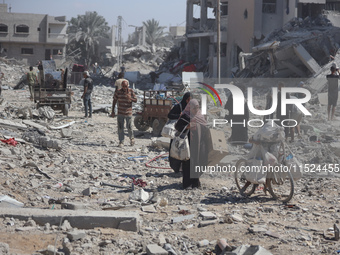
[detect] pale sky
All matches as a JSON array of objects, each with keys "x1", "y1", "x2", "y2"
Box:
[{"x1": 3, "y1": 0, "x2": 187, "y2": 40}]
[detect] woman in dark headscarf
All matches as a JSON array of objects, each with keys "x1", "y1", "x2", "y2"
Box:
[
  {"x1": 175, "y1": 99, "x2": 208, "y2": 189},
  {"x1": 168, "y1": 92, "x2": 192, "y2": 120},
  {"x1": 167, "y1": 92, "x2": 192, "y2": 173}
]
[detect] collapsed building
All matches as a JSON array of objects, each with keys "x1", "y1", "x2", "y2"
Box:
[{"x1": 185, "y1": 0, "x2": 340, "y2": 78}]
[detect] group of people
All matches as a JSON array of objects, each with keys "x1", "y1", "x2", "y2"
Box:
[
  {"x1": 77, "y1": 63, "x2": 340, "y2": 189},
  {"x1": 82, "y1": 70, "x2": 136, "y2": 148}
]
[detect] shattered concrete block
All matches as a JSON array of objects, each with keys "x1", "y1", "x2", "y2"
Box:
[
  {"x1": 197, "y1": 239, "x2": 209, "y2": 247},
  {"x1": 67, "y1": 230, "x2": 86, "y2": 241},
  {"x1": 151, "y1": 137, "x2": 170, "y2": 150},
  {"x1": 62, "y1": 238, "x2": 72, "y2": 255},
  {"x1": 142, "y1": 205, "x2": 157, "y2": 213},
  {"x1": 0, "y1": 242, "x2": 9, "y2": 255},
  {"x1": 61, "y1": 202, "x2": 88, "y2": 210},
  {"x1": 61, "y1": 220, "x2": 72, "y2": 231},
  {"x1": 171, "y1": 214, "x2": 195, "y2": 223},
  {"x1": 82, "y1": 187, "x2": 97, "y2": 196},
  {"x1": 227, "y1": 245, "x2": 273, "y2": 255},
  {"x1": 61, "y1": 128, "x2": 73, "y2": 138},
  {"x1": 199, "y1": 211, "x2": 217, "y2": 220},
  {"x1": 158, "y1": 233, "x2": 166, "y2": 245},
  {"x1": 231, "y1": 214, "x2": 243, "y2": 222},
  {"x1": 118, "y1": 219, "x2": 139, "y2": 232},
  {"x1": 0, "y1": 148, "x2": 13, "y2": 157},
  {"x1": 328, "y1": 142, "x2": 340, "y2": 157},
  {"x1": 146, "y1": 244, "x2": 168, "y2": 255},
  {"x1": 199, "y1": 220, "x2": 217, "y2": 227},
  {"x1": 129, "y1": 189, "x2": 149, "y2": 202}
]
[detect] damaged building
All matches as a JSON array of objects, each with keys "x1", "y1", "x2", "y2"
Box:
[
  {"x1": 185, "y1": 0, "x2": 340, "y2": 78},
  {"x1": 0, "y1": 4, "x2": 68, "y2": 66}
]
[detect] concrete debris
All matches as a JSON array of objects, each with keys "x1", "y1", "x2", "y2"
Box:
[
  {"x1": 129, "y1": 189, "x2": 149, "y2": 202},
  {"x1": 0, "y1": 243, "x2": 9, "y2": 255},
  {"x1": 67, "y1": 230, "x2": 86, "y2": 241},
  {"x1": 146, "y1": 244, "x2": 168, "y2": 255},
  {"x1": 1, "y1": 19, "x2": 340, "y2": 255},
  {"x1": 237, "y1": 16, "x2": 340, "y2": 80},
  {"x1": 0, "y1": 195, "x2": 24, "y2": 208},
  {"x1": 49, "y1": 121, "x2": 75, "y2": 130},
  {"x1": 38, "y1": 106, "x2": 55, "y2": 120},
  {"x1": 226, "y1": 245, "x2": 273, "y2": 255}
]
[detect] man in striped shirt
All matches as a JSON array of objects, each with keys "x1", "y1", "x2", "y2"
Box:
[{"x1": 111, "y1": 80, "x2": 137, "y2": 147}]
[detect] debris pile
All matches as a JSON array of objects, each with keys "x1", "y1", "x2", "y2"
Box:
[{"x1": 237, "y1": 15, "x2": 340, "y2": 78}]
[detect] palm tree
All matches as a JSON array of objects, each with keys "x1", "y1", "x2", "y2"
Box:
[
  {"x1": 67, "y1": 12, "x2": 110, "y2": 66},
  {"x1": 142, "y1": 19, "x2": 167, "y2": 48}
]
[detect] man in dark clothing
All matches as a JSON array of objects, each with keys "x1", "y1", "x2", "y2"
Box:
[
  {"x1": 149, "y1": 71, "x2": 159, "y2": 84},
  {"x1": 167, "y1": 92, "x2": 192, "y2": 172},
  {"x1": 326, "y1": 64, "x2": 340, "y2": 121},
  {"x1": 27, "y1": 66, "x2": 38, "y2": 100},
  {"x1": 81, "y1": 71, "x2": 94, "y2": 118}
]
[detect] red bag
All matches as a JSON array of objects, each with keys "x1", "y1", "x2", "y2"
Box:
[{"x1": 1, "y1": 138, "x2": 18, "y2": 146}]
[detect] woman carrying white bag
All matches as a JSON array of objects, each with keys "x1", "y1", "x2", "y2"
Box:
[
  {"x1": 173, "y1": 99, "x2": 209, "y2": 189},
  {"x1": 166, "y1": 92, "x2": 191, "y2": 173}
]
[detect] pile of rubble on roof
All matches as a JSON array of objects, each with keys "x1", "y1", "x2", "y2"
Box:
[{"x1": 236, "y1": 15, "x2": 340, "y2": 79}]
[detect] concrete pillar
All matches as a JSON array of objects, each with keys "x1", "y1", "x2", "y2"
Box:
[
  {"x1": 254, "y1": 0, "x2": 263, "y2": 40},
  {"x1": 200, "y1": 0, "x2": 208, "y2": 30},
  {"x1": 186, "y1": 0, "x2": 194, "y2": 32}
]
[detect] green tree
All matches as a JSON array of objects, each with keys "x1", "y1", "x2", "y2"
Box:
[
  {"x1": 67, "y1": 11, "x2": 110, "y2": 66},
  {"x1": 142, "y1": 19, "x2": 167, "y2": 48}
]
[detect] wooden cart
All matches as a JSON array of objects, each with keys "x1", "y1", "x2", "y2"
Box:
[
  {"x1": 134, "y1": 90, "x2": 180, "y2": 136},
  {"x1": 33, "y1": 60, "x2": 71, "y2": 116}
]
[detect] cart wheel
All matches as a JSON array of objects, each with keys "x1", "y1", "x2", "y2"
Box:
[
  {"x1": 134, "y1": 115, "x2": 149, "y2": 131},
  {"x1": 235, "y1": 159, "x2": 257, "y2": 197},
  {"x1": 152, "y1": 119, "x2": 165, "y2": 137},
  {"x1": 267, "y1": 167, "x2": 294, "y2": 203},
  {"x1": 63, "y1": 104, "x2": 69, "y2": 116}
]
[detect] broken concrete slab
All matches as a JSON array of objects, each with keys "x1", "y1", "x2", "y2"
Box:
[
  {"x1": 146, "y1": 244, "x2": 168, "y2": 255},
  {"x1": 0, "y1": 195, "x2": 24, "y2": 208},
  {"x1": 49, "y1": 121, "x2": 75, "y2": 130},
  {"x1": 0, "y1": 208, "x2": 139, "y2": 232},
  {"x1": 61, "y1": 202, "x2": 88, "y2": 210},
  {"x1": 171, "y1": 214, "x2": 195, "y2": 224},
  {"x1": 0, "y1": 242, "x2": 9, "y2": 254},
  {"x1": 328, "y1": 142, "x2": 340, "y2": 157},
  {"x1": 293, "y1": 44, "x2": 321, "y2": 74},
  {"x1": 61, "y1": 128, "x2": 73, "y2": 138},
  {"x1": 92, "y1": 104, "x2": 111, "y2": 113},
  {"x1": 129, "y1": 189, "x2": 149, "y2": 202},
  {"x1": 199, "y1": 220, "x2": 218, "y2": 227},
  {"x1": 0, "y1": 119, "x2": 27, "y2": 130},
  {"x1": 142, "y1": 205, "x2": 157, "y2": 213},
  {"x1": 23, "y1": 120, "x2": 48, "y2": 132},
  {"x1": 151, "y1": 137, "x2": 170, "y2": 150},
  {"x1": 199, "y1": 211, "x2": 217, "y2": 220},
  {"x1": 67, "y1": 230, "x2": 86, "y2": 241},
  {"x1": 226, "y1": 245, "x2": 273, "y2": 255}
]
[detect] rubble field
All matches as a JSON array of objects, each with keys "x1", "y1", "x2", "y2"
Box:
[{"x1": 0, "y1": 74, "x2": 340, "y2": 255}]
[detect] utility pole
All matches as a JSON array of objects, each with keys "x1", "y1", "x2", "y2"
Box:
[
  {"x1": 117, "y1": 16, "x2": 123, "y2": 71},
  {"x1": 216, "y1": 0, "x2": 221, "y2": 82}
]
